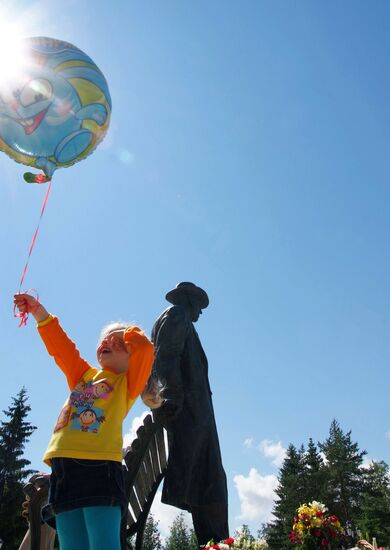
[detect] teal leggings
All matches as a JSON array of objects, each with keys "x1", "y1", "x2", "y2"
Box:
[{"x1": 55, "y1": 505, "x2": 121, "y2": 550}]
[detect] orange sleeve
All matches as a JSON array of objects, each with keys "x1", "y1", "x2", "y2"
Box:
[
  {"x1": 37, "y1": 316, "x2": 93, "y2": 390},
  {"x1": 124, "y1": 326, "x2": 155, "y2": 400}
]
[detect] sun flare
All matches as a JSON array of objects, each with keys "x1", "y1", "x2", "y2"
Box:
[{"x1": 0, "y1": 16, "x2": 28, "y2": 90}]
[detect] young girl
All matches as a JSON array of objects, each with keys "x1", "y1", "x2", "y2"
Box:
[{"x1": 14, "y1": 292, "x2": 155, "y2": 550}]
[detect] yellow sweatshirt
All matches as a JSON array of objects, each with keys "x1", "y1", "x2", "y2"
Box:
[{"x1": 38, "y1": 316, "x2": 154, "y2": 465}]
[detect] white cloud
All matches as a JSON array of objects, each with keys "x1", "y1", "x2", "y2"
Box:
[
  {"x1": 362, "y1": 456, "x2": 378, "y2": 469},
  {"x1": 234, "y1": 467, "x2": 278, "y2": 523},
  {"x1": 150, "y1": 491, "x2": 193, "y2": 541},
  {"x1": 318, "y1": 451, "x2": 328, "y2": 465},
  {"x1": 122, "y1": 411, "x2": 149, "y2": 452},
  {"x1": 385, "y1": 429, "x2": 390, "y2": 439},
  {"x1": 258, "y1": 439, "x2": 286, "y2": 467},
  {"x1": 244, "y1": 438, "x2": 254, "y2": 449}
]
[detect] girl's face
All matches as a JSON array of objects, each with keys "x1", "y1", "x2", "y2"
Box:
[{"x1": 96, "y1": 330, "x2": 130, "y2": 373}]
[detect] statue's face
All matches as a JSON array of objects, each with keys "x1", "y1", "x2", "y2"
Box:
[{"x1": 191, "y1": 304, "x2": 202, "y2": 322}]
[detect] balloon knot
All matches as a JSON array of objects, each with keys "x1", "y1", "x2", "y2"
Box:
[{"x1": 23, "y1": 172, "x2": 51, "y2": 184}]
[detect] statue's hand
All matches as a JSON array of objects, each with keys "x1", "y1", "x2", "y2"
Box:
[{"x1": 153, "y1": 399, "x2": 180, "y2": 427}]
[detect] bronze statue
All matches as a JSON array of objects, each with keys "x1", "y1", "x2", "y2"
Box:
[{"x1": 152, "y1": 282, "x2": 229, "y2": 546}]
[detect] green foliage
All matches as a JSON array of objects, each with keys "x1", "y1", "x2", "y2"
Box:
[
  {"x1": 302, "y1": 438, "x2": 326, "y2": 503},
  {"x1": 356, "y1": 460, "x2": 390, "y2": 546},
  {"x1": 0, "y1": 388, "x2": 37, "y2": 549},
  {"x1": 164, "y1": 513, "x2": 195, "y2": 550},
  {"x1": 319, "y1": 419, "x2": 366, "y2": 527},
  {"x1": 233, "y1": 524, "x2": 255, "y2": 545},
  {"x1": 188, "y1": 528, "x2": 199, "y2": 549},
  {"x1": 232, "y1": 525, "x2": 268, "y2": 549},
  {"x1": 267, "y1": 444, "x2": 306, "y2": 549},
  {"x1": 142, "y1": 513, "x2": 163, "y2": 550},
  {"x1": 265, "y1": 419, "x2": 390, "y2": 549}
]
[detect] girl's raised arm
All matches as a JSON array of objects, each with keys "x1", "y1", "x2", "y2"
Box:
[{"x1": 14, "y1": 293, "x2": 92, "y2": 390}]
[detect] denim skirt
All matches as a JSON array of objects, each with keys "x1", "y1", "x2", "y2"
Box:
[{"x1": 42, "y1": 457, "x2": 127, "y2": 525}]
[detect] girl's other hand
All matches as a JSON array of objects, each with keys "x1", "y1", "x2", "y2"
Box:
[{"x1": 107, "y1": 330, "x2": 127, "y2": 353}]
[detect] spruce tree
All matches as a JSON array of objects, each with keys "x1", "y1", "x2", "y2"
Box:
[
  {"x1": 142, "y1": 513, "x2": 163, "y2": 550},
  {"x1": 357, "y1": 460, "x2": 390, "y2": 545},
  {"x1": 0, "y1": 388, "x2": 37, "y2": 549},
  {"x1": 302, "y1": 438, "x2": 325, "y2": 503},
  {"x1": 266, "y1": 444, "x2": 306, "y2": 550},
  {"x1": 318, "y1": 419, "x2": 366, "y2": 531},
  {"x1": 188, "y1": 528, "x2": 200, "y2": 549},
  {"x1": 233, "y1": 524, "x2": 255, "y2": 543},
  {"x1": 164, "y1": 513, "x2": 192, "y2": 550}
]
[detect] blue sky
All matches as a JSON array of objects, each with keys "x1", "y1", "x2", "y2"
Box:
[{"x1": 1, "y1": 0, "x2": 389, "y2": 539}]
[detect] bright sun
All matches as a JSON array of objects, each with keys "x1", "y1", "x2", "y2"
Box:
[{"x1": 0, "y1": 15, "x2": 28, "y2": 89}]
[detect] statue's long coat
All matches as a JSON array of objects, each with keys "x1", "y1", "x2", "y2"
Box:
[{"x1": 151, "y1": 305, "x2": 228, "y2": 510}]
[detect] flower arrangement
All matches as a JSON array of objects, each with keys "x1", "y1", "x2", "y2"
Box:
[
  {"x1": 204, "y1": 536, "x2": 268, "y2": 549},
  {"x1": 288, "y1": 501, "x2": 344, "y2": 549}
]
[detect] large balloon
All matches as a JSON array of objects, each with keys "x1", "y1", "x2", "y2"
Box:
[{"x1": 0, "y1": 36, "x2": 111, "y2": 181}]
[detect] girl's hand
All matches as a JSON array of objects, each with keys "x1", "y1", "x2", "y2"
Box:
[
  {"x1": 107, "y1": 330, "x2": 128, "y2": 353},
  {"x1": 13, "y1": 293, "x2": 50, "y2": 323}
]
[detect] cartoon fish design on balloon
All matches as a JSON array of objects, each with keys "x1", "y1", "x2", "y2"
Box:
[{"x1": 0, "y1": 36, "x2": 111, "y2": 182}]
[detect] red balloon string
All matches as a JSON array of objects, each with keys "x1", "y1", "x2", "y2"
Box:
[{"x1": 15, "y1": 179, "x2": 52, "y2": 327}]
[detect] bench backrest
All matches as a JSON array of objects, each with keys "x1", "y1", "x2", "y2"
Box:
[{"x1": 122, "y1": 413, "x2": 167, "y2": 548}]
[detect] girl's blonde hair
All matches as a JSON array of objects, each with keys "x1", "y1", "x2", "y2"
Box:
[{"x1": 98, "y1": 322, "x2": 130, "y2": 343}]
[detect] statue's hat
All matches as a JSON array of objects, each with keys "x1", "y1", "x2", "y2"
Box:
[{"x1": 165, "y1": 282, "x2": 209, "y2": 309}]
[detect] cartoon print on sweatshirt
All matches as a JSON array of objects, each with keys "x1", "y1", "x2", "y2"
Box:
[
  {"x1": 69, "y1": 379, "x2": 88, "y2": 407},
  {"x1": 69, "y1": 378, "x2": 114, "y2": 408},
  {"x1": 71, "y1": 406, "x2": 105, "y2": 432},
  {"x1": 53, "y1": 404, "x2": 72, "y2": 432}
]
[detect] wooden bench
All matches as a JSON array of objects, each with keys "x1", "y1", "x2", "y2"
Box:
[{"x1": 20, "y1": 414, "x2": 167, "y2": 550}]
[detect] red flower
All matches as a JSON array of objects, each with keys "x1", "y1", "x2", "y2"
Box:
[
  {"x1": 212, "y1": 546, "x2": 220, "y2": 550},
  {"x1": 314, "y1": 530, "x2": 321, "y2": 538},
  {"x1": 288, "y1": 531, "x2": 301, "y2": 544},
  {"x1": 224, "y1": 538, "x2": 235, "y2": 545},
  {"x1": 321, "y1": 538, "x2": 329, "y2": 546},
  {"x1": 316, "y1": 510, "x2": 324, "y2": 517}
]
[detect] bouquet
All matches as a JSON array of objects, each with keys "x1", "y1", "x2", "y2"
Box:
[
  {"x1": 204, "y1": 536, "x2": 268, "y2": 549},
  {"x1": 288, "y1": 501, "x2": 343, "y2": 549}
]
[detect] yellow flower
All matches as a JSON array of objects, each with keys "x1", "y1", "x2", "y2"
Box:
[
  {"x1": 297, "y1": 504, "x2": 311, "y2": 517},
  {"x1": 293, "y1": 523, "x2": 304, "y2": 533},
  {"x1": 311, "y1": 518, "x2": 322, "y2": 528}
]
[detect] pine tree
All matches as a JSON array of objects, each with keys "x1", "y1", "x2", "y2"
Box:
[
  {"x1": 266, "y1": 444, "x2": 306, "y2": 550},
  {"x1": 164, "y1": 513, "x2": 193, "y2": 550},
  {"x1": 318, "y1": 419, "x2": 366, "y2": 536},
  {"x1": 302, "y1": 438, "x2": 325, "y2": 503},
  {"x1": 357, "y1": 460, "x2": 390, "y2": 545},
  {"x1": 142, "y1": 513, "x2": 163, "y2": 550},
  {"x1": 233, "y1": 524, "x2": 255, "y2": 543},
  {"x1": 0, "y1": 388, "x2": 37, "y2": 549},
  {"x1": 188, "y1": 528, "x2": 200, "y2": 549}
]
